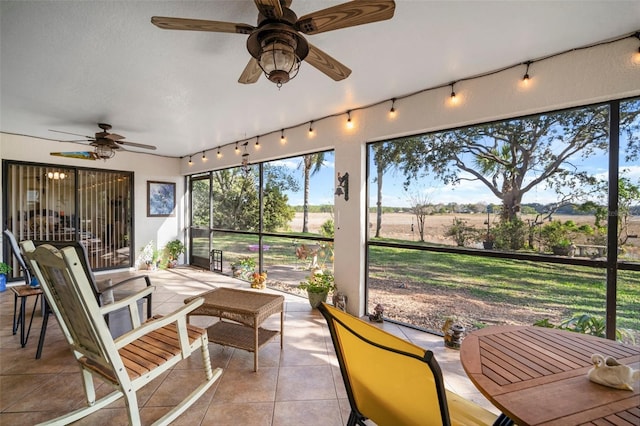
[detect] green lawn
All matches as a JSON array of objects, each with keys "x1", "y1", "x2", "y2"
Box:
[
  {"x1": 368, "y1": 246, "x2": 639, "y2": 335},
  {"x1": 193, "y1": 233, "x2": 639, "y2": 338}
]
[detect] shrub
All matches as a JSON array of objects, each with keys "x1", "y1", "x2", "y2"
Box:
[{"x1": 320, "y1": 219, "x2": 335, "y2": 238}]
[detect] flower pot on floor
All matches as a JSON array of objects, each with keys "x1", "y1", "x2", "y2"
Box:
[{"x1": 307, "y1": 291, "x2": 329, "y2": 309}]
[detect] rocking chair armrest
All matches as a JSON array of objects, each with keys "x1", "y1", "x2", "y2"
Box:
[
  {"x1": 98, "y1": 274, "x2": 152, "y2": 293},
  {"x1": 113, "y1": 297, "x2": 205, "y2": 349},
  {"x1": 99, "y1": 286, "x2": 155, "y2": 316}
]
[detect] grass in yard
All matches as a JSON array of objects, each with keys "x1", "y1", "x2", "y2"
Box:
[{"x1": 369, "y1": 246, "x2": 638, "y2": 332}]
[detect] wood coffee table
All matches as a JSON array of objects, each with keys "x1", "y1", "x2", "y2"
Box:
[{"x1": 185, "y1": 288, "x2": 284, "y2": 371}]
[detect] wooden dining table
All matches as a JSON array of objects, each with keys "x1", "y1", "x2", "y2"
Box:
[{"x1": 460, "y1": 325, "x2": 640, "y2": 426}]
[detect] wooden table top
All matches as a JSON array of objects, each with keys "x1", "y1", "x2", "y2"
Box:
[{"x1": 460, "y1": 325, "x2": 640, "y2": 426}]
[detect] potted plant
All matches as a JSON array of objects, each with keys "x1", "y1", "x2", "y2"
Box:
[
  {"x1": 231, "y1": 256, "x2": 256, "y2": 280},
  {"x1": 482, "y1": 232, "x2": 495, "y2": 250},
  {"x1": 298, "y1": 269, "x2": 336, "y2": 309},
  {"x1": 165, "y1": 239, "x2": 185, "y2": 268},
  {"x1": 540, "y1": 220, "x2": 578, "y2": 255},
  {"x1": 0, "y1": 262, "x2": 12, "y2": 292}
]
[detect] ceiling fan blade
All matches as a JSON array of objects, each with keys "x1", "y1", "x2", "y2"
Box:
[
  {"x1": 116, "y1": 141, "x2": 157, "y2": 150},
  {"x1": 151, "y1": 16, "x2": 255, "y2": 35},
  {"x1": 104, "y1": 133, "x2": 125, "y2": 141},
  {"x1": 304, "y1": 44, "x2": 351, "y2": 81},
  {"x1": 50, "y1": 151, "x2": 98, "y2": 160},
  {"x1": 238, "y1": 58, "x2": 262, "y2": 84},
  {"x1": 254, "y1": 0, "x2": 283, "y2": 19},
  {"x1": 49, "y1": 129, "x2": 94, "y2": 139},
  {"x1": 295, "y1": 0, "x2": 395, "y2": 35}
]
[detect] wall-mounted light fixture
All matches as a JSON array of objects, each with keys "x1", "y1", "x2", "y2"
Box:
[{"x1": 335, "y1": 172, "x2": 349, "y2": 201}]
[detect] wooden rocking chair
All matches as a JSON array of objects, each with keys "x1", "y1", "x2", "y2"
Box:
[{"x1": 22, "y1": 241, "x2": 222, "y2": 425}]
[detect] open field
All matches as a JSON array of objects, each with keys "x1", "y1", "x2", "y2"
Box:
[{"x1": 290, "y1": 211, "x2": 640, "y2": 257}]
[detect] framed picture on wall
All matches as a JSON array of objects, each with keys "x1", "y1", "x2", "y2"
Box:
[{"x1": 147, "y1": 181, "x2": 176, "y2": 217}]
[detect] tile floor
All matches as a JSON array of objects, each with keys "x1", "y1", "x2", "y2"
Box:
[{"x1": 0, "y1": 267, "x2": 499, "y2": 425}]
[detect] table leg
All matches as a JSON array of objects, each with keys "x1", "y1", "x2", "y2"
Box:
[{"x1": 254, "y1": 322, "x2": 259, "y2": 372}]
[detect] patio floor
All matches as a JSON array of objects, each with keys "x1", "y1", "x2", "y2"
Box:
[{"x1": 0, "y1": 266, "x2": 499, "y2": 425}]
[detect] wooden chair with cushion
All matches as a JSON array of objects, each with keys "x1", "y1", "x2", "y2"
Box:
[
  {"x1": 318, "y1": 302, "x2": 502, "y2": 426},
  {"x1": 22, "y1": 241, "x2": 222, "y2": 425}
]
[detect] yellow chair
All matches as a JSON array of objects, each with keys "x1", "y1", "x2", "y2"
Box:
[
  {"x1": 318, "y1": 303, "x2": 501, "y2": 426},
  {"x1": 22, "y1": 241, "x2": 222, "y2": 425}
]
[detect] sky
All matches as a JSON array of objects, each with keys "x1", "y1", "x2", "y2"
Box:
[{"x1": 273, "y1": 132, "x2": 639, "y2": 209}]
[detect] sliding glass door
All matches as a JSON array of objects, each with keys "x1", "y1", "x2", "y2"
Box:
[{"x1": 3, "y1": 161, "x2": 133, "y2": 278}]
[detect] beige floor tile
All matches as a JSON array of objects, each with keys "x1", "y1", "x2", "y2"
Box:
[{"x1": 0, "y1": 266, "x2": 494, "y2": 425}]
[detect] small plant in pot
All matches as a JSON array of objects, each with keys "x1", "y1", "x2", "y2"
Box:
[
  {"x1": 165, "y1": 239, "x2": 185, "y2": 268},
  {"x1": 231, "y1": 256, "x2": 256, "y2": 280},
  {"x1": 0, "y1": 262, "x2": 12, "y2": 292},
  {"x1": 298, "y1": 268, "x2": 336, "y2": 309}
]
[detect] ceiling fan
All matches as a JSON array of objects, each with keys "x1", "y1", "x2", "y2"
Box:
[
  {"x1": 151, "y1": 0, "x2": 395, "y2": 87},
  {"x1": 49, "y1": 123, "x2": 157, "y2": 160}
]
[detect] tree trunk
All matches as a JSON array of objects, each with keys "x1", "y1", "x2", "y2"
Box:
[{"x1": 375, "y1": 169, "x2": 383, "y2": 237}]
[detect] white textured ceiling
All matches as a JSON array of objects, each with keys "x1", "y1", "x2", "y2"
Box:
[{"x1": 1, "y1": 1, "x2": 639, "y2": 158}]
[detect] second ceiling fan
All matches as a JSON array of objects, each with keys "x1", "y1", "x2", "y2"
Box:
[{"x1": 151, "y1": 0, "x2": 395, "y2": 87}]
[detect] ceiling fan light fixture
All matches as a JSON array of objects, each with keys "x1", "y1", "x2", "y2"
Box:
[
  {"x1": 95, "y1": 145, "x2": 116, "y2": 160},
  {"x1": 258, "y1": 33, "x2": 301, "y2": 87}
]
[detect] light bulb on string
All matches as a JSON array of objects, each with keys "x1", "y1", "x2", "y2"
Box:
[
  {"x1": 346, "y1": 110, "x2": 354, "y2": 129},
  {"x1": 188, "y1": 156, "x2": 193, "y2": 166},
  {"x1": 280, "y1": 129, "x2": 286, "y2": 144},
  {"x1": 235, "y1": 142, "x2": 239, "y2": 154},
  {"x1": 202, "y1": 151, "x2": 207, "y2": 162},
  {"x1": 308, "y1": 121, "x2": 314, "y2": 136},
  {"x1": 634, "y1": 32, "x2": 640, "y2": 65},
  {"x1": 255, "y1": 136, "x2": 261, "y2": 149},
  {"x1": 449, "y1": 82, "x2": 458, "y2": 105},
  {"x1": 521, "y1": 61, "x2": 532, "y2": 88},
  {"x1": 217, "y1": 147, "x2": 222, "y2": 159},
  {"x1": 389, "y1": 98, "x2": 397, "y2": 118}
]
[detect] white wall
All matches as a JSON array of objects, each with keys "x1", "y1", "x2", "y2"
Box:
[{"x1": 2, "y1": 37, "x2": 639, "y2": 314}]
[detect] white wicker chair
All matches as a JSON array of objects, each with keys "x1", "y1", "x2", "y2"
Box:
[{"x1": 22, "y1": 241, "x2": 222, "y2": 425}]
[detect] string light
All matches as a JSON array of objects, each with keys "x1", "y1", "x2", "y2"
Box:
[
  {"x1": 180, "y1": 32, "x2": 634, "y2": 164},
  {"x1": 202, "y1": 151, "x2": 207, "y2": 162},
  {"x1": 449, "y1": 82, "x2": 458, "y2": 104},
  {"x1": 255, "y1": 136, "x2": 260, "y2": 149},
  {"x1": 346, "y1": 110, "x2": 354, "y2": 129},
  {"x1": 523, "y1": 61, "x2": 532, "y2": 82}
]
